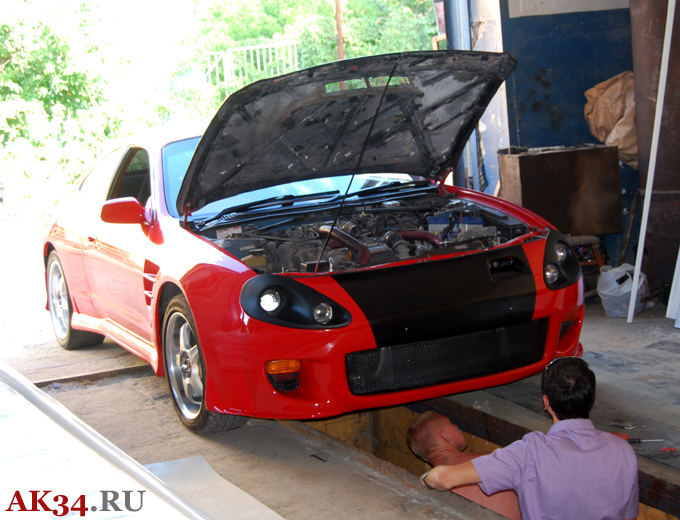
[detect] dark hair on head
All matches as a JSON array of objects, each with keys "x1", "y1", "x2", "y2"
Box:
[{"x1": 541, "y1": 357, "x2": 596, "y2": 420}]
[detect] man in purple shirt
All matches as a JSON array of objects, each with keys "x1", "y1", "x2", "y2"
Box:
[{"x1": 421, "y1": 357, "x2": 639, "y2": 520}]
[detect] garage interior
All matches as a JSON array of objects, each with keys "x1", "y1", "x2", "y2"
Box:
[{"x1": 2, "y1": 0, "x2": 680, "y2": 519}]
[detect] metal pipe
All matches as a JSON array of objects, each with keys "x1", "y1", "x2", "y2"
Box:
[
  {"x1": 335, "y1": 0, "x2": 344, "y2": 60},
  {"x1": 443, "y1": 0, "x2": 479, "y2": 189},
  {"x1": 618, "y1": 189, "x2": 642, "y2": 267},
  {"x1": 395, "y1": 229, "x2": 442, "y2": 248},
  {"x1": 318, "y1": 225, "x2": 370, "y2": 264},
  {"x1": 443, "y1": 0, "x2": 456, "y2": 50},
  {"x1": 627, "y1": 0, "x2": 676, "y2": 322}
]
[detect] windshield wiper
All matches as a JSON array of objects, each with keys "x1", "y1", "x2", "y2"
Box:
[
  {"x1": 344, "y1": 180, "x2": 434, "y2": 199},
  {"x1": 196, "y1": 190, "x2": 340, "y2": 228}
]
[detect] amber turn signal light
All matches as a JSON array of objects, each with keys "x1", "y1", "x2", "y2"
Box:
[
  {"x1": 563, "y1": 306, "x2": 582, "y2": 322},
  {"x1": 265, "y1": 359, "x2": 301, "y2": 375}
]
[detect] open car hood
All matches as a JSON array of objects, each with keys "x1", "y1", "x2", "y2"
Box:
[{"x1": 178, "y1": 50, "x2": 516, "y2": 215}]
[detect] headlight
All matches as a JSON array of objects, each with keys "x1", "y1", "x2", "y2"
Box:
[
  {"x1": 542, "y1": 230, "x2": 581, "y2": 290},
  {"x1": 242, "y1": 275, "x2": 352, "y2": 329},
  {"x1": 260, "y1": 290, "x2": 281, "y2": 312},
  {"x1": 555, "y1": 242, "x2": 568, "y2": 262},
  {"x1": 544, "y1": 264, "x2": 559, "y2": 284},
  {"x1": 313, "y1": 303, "x2": 333, "y2": 324}
]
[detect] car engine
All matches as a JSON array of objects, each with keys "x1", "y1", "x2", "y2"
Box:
[{"x1": 206, "y1": 194, "x2": 529, "y2": 275}]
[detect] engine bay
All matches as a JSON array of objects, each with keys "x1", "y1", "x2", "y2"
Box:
[{"x1": 201, "y1": 193, "x2": 530, "y2": 275}]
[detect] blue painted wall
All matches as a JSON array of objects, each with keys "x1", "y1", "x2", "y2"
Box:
[
  {"x1": 497, "y1": 2, "x2": 636, "y2": 264},
  {"x1": 499, "y1": 2, "x2": 633, "y2": 148}
]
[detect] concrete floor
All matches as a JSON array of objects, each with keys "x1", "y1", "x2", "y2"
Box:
[
  {"x1": 0, "y1": 215, "x2": 504, "y2": 519},
  {"x1": 487, "y1": 299, "x2": 680, "y2": 468},
  {"x1": 2, "y1": 214, "x2": 680, "y2": 517},
  {"x1": 9, "y1": 367, "x2": 505, "y2": 520}
]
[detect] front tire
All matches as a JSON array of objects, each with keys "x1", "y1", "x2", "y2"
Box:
[
  {"x1": 162, "y1": 295, "x2": 248, "y2": 433},
  {"x1": 47, "y1": 252, "x2": 105, "y2": 350}
]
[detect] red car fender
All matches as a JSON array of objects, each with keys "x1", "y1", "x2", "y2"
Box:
[
  {"x1": 148, "y1": 217, "x2": 253, "y2": 369},
  {"x1": 521, "y1": 238, "x2": 584, "y2": 359},
  {"x1": 237, "y1": 273, "x2": 377, "y2": 416},
  {"x1": 177, "y1": 262, "x2": 258, "y2": 415}
]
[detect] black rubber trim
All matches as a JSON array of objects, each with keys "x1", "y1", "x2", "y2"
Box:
[
  {"x1": 331, "y1": 245, "x2": 536, "y2": 348},
  {"x1": 543, "y1": 229, "x2": 582, "y2": 290},
  {"x1": 346, "y1": 318, "x2": 548, "y2": 394},
  {"x1": 240, "y1": 274, "x2": 351, "y2": 329}
]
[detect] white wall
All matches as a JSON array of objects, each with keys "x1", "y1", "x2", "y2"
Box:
[{"x1": 508, "y1": 0, "x2": 629, "y2": 18}]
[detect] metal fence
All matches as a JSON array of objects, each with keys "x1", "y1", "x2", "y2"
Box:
[{"x1": 206, "y1": 41, "x2": 299, "y2": 92}]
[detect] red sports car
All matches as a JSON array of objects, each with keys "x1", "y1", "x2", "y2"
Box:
[{"x1": 43, "y1": 51, "x2": 583, "y2": 433}]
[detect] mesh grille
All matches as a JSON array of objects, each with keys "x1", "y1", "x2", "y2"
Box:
[
  {"x1": 267, "y1": 373, "x2": 299, "y2": 392},
  {"x1": 346, "y1": 319, "x2": 548, "y2": 395}
]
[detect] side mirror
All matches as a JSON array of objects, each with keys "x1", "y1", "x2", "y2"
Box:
[{"x1": 101, "y1": 197, "x2": 153, "y2": 225}]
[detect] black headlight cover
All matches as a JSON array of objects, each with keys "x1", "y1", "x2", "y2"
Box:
[
  {"x1": 240, "y1": 274, "x2": 352, "y2": 329},
  {"x1": 543, "y1": 229, "x2": 581, "y2": 290}
]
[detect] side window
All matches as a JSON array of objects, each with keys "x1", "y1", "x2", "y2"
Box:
[
  {"x1": 79, "y1": 147, "x2": 126, "y2": 200},
  {"x1": 108, "y1": 148, "x2": 151, "y2": 206}
]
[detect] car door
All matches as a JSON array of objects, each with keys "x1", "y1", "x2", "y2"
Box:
[
  {"x1": 51, "y1": 146, "x2": 127, "y2": 319},
  {"x1": 82, "y1": 147, "x2": 155, "y2": 342}
]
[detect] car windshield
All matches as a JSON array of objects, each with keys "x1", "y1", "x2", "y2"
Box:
[
  {"x1": 162, "y1": 137, "x2": 201, "y2": 217},
  {"x1": 161, "y1": 137, "x2": 426, "y2": 219}
]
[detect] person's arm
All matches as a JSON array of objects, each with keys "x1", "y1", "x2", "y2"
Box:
[
  {"x1": 623, "y1": 448, "x2": 639, "y2": 520},
  {"x1": 421, "y1": 461, "x2": 482, "y2": 491}
]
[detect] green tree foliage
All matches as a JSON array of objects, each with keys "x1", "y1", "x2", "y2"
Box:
[
  {"x1": 0, "y1": 0, "x2": 122, "y2": 196},
  {"x1": 1, "y1": 0, "x2": 438, "y2": 212},
  {"x1": 283, "y1": 0, "x2": 338, "y2": 68},
  {"x1": 345, "y1": 0, "x2": 438, "y2": 56},
  {"x1": 170, "y1": 0, "x2": 438, "y2": 117},
  {"x1": 1, "y1": 0, "x2": 179, "y2": 211},
  {"x1": 1, "y1": 25, "x2": 100, "y2": 142}
]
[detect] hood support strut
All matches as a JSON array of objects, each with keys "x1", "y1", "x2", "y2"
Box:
[{"x1": 313, "y1": 64, "x2": 398, "y2": 275}]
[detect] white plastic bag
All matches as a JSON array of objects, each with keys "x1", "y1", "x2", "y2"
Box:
[{"x1": 597, "y1": 263, "x2": 649, "y2": 317}]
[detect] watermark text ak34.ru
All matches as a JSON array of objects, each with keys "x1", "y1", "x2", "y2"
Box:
[{"x1": 6, "y1": 490, "x2": 145, "y2": 515}]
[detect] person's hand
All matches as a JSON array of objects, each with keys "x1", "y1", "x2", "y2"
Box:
[
  {"x1": 420, "y1": 471, "x2": 437, "y2": 490},
  {"x1": 421, "y1": 462, "x2": 482, "y2": 491},
  {"x1": 420, "y1": 467, "x2": 451, "y2": 491}
]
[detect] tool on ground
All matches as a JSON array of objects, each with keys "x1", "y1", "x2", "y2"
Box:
[
  {"x1": 659, "y1": 447, "x2": 677, "y2": 452},
  {"x1": 610, "y1": 420, "x2": 636, "y2": 430},
  {"x1": 611, "y1": 432, "x2": 663, "y2": 443}
]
